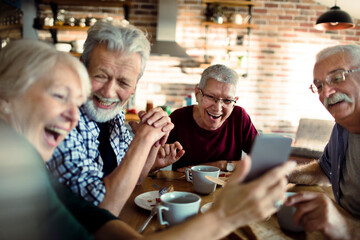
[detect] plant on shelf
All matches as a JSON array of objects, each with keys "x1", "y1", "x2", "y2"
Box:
[{"x1": 205, "y1": 4, "x2": 224, "y2": 24}]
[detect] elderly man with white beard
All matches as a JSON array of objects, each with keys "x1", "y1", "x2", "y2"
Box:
[
  {"x1": 47, "y1": 22, "x2": 185, "y2": 216},
  {"x1": 287, "y1": 44, "x2": 360, "y2": 240}
]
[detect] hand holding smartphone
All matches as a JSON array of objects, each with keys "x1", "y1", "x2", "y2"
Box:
[{"x1": 244, "y1": 134, "x2": 292, "y2": 182}]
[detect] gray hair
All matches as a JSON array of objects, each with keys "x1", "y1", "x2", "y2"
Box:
[
  {"x1": 0, "y1": 39, "x2": 91, "y2": 100},
  {"x1": 316, "y1": 44, "x2": 360, "y2": 64},
  {"x1": 198, "y1": 64, "x2": 239, "y2": 90},
  {"x1": 81, "y1": 21, "x2": 150, "y2": 81}
]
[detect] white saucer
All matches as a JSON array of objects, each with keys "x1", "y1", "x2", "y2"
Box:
[{"x1": 134, "y1": 190, "x2": 160, "y2": 211}]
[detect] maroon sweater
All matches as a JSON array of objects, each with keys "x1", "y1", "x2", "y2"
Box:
[{"x1": 168, "y1": 105, "x2": 258, "y2": 170}]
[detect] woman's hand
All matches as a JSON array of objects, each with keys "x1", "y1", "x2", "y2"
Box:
[{"x1": 151, "y1": 141, "x2": 185, "y2": 171}]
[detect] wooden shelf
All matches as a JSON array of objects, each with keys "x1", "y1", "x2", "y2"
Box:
[
  {"x1": 202, "y1": 0, "x2": 254, "y2": 77},
  {"x1": 42, "y1": 25, "x2": 90, "y2": 31},
  {"x1": 203, "y1": 0, "x2": 258, "y2": 7},
  {"x1": 0, "y1": 24, "x2": 22, "y2": 31},
  {"x1": 38, "y1": 0, "x2": 132, "y2": 7},
  {"x1": 202, "y1": 21, "x2": 257, "y2": 29},
  {"x1": 70, "y1": 52, "x2": 81, "y2": 57}
]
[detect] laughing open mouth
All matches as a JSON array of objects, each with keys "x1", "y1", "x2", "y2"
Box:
[
  {"x1": 95, "y1": 95, "x2": 114, "y2": 106},
  {"x1": 44, "y1": 126, "x2": 68, "y2": 146},
  {"x1": 206, "y1": 110, "x2": 222, "y2": 119},
  {"x1": 93, "y1": 94, "x2": 121, "y2": 108}
]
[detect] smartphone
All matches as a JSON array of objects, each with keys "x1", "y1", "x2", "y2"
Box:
[{"x1": 244, "y1": 134, "x2": 292, "y2": 182}]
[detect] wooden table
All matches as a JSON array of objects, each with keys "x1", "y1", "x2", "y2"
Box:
[
  {"x1": 118, "y1": 171, "x2": 333, "y2": 239},
  {"x1": 118, "y1": 171, "x2": 215, "y2": 234},
  {"x1": 125, "y1": 113, "x2": 140, "y2": 122}
]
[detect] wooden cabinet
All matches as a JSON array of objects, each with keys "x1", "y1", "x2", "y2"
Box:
[
  {"x1": 202, "y1": 0, "x2": 258, "y2": 76},
  {"x1": 0, "y1": 1, "x2": 23, "y2": 42},
  {"x1": 36, "y1": 0, "x2": 132, "y2": 43}
]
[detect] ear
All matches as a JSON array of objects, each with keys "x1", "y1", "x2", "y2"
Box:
[{"x1": 194, "y1": 86, "x2": 200, "y2": 102}]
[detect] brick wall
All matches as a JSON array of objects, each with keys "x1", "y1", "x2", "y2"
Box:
[{"x1": 37, "y1": 0, "x2": 360, "y2": 135}]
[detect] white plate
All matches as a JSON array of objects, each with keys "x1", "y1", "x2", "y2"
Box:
[
  {"x1": 200, "y1": 202, "x2": 213, "y2": 213},
  {"x1": 134, "y1": 190, "x2": 160, "y2": 211}
]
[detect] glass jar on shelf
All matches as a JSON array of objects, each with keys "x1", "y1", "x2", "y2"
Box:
[
  {"x1": 55, "y1": 9, "x2": 65, "y2": 26},
  {"x1": 44, "y1": 16, "x2": 54, "y2": 26},
  {"x1": 65, "y1": 14, "x2": 75, "y2": 26},
  {"x1": 77, "y1": 18, "x2": 86, "y2": 27}
]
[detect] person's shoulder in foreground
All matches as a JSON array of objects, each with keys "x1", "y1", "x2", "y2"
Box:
[
  {"x1": 0, "y1": 120, "x2": 96, "y2": 239},
  {"x1": 0, "y1": 38, "x2": 119, "y2": 239}
]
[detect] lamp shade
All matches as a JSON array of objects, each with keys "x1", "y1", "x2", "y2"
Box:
[{"x1": 315, "y1": 6, "x2": 355, "y2": 30}]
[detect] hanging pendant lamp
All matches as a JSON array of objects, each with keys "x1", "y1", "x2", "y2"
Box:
[{"x1": 315, "y1": 0, "x2": 355, "y2": 30}]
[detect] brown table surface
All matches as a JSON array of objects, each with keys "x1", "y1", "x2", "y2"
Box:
[{"x1": 118, "y1": 170, "x2": 333, "y2": 239}]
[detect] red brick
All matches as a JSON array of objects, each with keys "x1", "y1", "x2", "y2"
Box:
[
  {"x1": 253, "y1": 9, "x2": 267, "y2": 14},
  {"x1": 300, "y1": 23, "x2": 313, "y2": 27},
  {"x1": 345, "y1": 37, "x2": 360, "y2": 41},
  {"x1": 296, "y1": 5, "x2": 310, "y2": 9},
  {"x1": 265, "y1": 3, "x2": 278, "y2": 8},
  {"x1": 279, "y1": 15, "x2": 293, "y2": 20}
]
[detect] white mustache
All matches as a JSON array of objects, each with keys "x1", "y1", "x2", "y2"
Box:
[
  {"x1": 93, "y1": 93, "x2": 121, "y2": 104},
  {"x1": 323, "y1": 92, "x2": 353, "y2": 109}
]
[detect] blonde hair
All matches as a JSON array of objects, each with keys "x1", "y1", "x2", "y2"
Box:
[{"x1": 0, "y1": 39, "x2": 91, "y2": 100}]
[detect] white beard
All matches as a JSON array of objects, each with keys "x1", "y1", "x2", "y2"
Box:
[{"x1": 83, "y1": 99, "x2": 124, "y2": 123}]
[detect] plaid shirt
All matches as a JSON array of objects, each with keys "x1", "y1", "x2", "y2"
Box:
[{"x1": 47, "y1": 106, "x2": 133, "y2": 206}]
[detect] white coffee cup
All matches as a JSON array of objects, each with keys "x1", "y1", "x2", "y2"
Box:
[
  {"x1": 156, "y1": 191, "x2": 201, "y2": 226},
  {"x1": 185, "y1": 165, "x2": 220, "y2": 194},
  {"x1": 277, "y1": 192, "x2": 304, "y2": 232}
]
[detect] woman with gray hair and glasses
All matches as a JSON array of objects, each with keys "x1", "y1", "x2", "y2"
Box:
[{"x1": 168, "y1": 64, "x2": 258, "y2": 172}]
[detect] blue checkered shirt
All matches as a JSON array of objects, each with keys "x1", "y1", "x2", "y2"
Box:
[{"x1": 47, "y1": 106, "x2": 133, "y2": 206}]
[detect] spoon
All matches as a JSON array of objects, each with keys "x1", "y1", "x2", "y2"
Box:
[
  {"x1": 205, "y1": 175, "x2": 226, "y2": 186},
  {"x1": 137, "y1": 206, "x2": 157, "y2": 233}
]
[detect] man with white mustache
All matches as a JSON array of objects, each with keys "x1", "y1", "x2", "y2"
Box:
[
  {"x1": 323, "y1": 92, "x2": 353, "y2": 115},
  {"x1": 287, "y1": 44, "x2": 360, "y2": 239},
  {"x1": 47, "y1": 22, "x2": 184, "y2": 216}
]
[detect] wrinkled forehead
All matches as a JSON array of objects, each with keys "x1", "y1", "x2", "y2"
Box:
[
  {"x1": 313, "y1": 52, "x2": 351, "y2": 77},
  {"x1": 203, "y1": 78, "x2": 238, "y2": 96}
]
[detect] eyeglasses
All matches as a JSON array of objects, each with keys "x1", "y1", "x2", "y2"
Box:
[
  {"x1": 199, "y1": 89, "x2": 238, "y2": 107},
  {"x1": 309, "y1": 68, "x2": 360, "y2": 94}
]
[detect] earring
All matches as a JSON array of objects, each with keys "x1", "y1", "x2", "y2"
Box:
[
  {"x1": 2, "y1": 105, "x2": 10, "y2": 114},
  {"x1": 0, "y1": 100, "x2": 11, "y2": 114}
]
